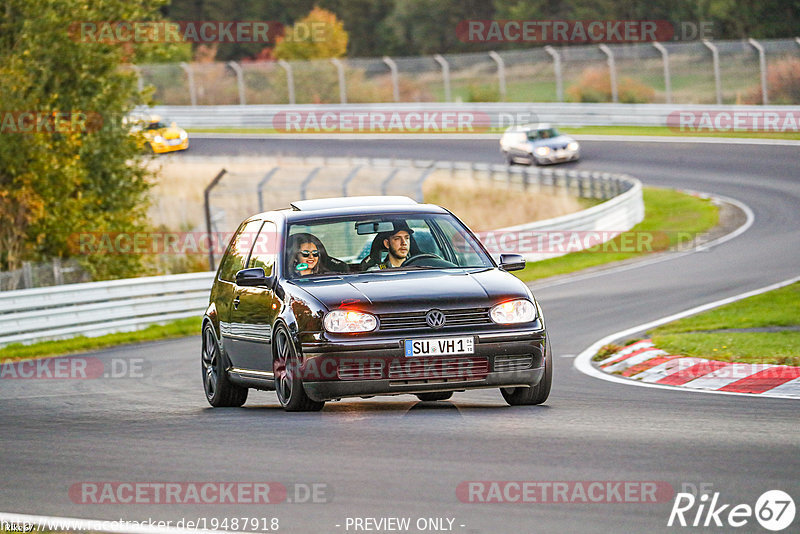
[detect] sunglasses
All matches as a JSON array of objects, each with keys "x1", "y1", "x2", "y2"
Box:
[{"x1": 298, "y1": 250, "x2": 319, "y2": 258}]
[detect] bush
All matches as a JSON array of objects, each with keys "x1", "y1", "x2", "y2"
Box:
[
  {"x1": 743, "y1": 57, "x2": 800, "y2": 104},
  {"x1": 567, "y1": 67, "x2": 655, "y2": 104}
]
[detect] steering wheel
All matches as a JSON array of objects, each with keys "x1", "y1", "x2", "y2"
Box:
[{"x1": 402, "y1": 253, "x2": 455, "y2": 268}]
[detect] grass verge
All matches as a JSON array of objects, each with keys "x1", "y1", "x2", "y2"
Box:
[
  {"x1": 513, "y1": 187, "x2": 719, "y2": 282},
  {"x1": 649, "y1": 282, "x2": 800, "y2": 366},
  {"x1": 0, "y1": 317, "x2": 201, "y2": 363}
]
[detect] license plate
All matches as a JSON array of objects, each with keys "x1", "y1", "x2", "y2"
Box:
[
  {"x1": 404, "y1": 337, "x2": 474, "y2": 357},
  {"x1": 168, "y1": 138, "x2": 181, "y2": 145}
]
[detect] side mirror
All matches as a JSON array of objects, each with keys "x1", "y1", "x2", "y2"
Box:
[
  {"x1": 499, "y1": 253, "x2": 525, "y2": 272},
  {"x1": 235, "y1": 267, "x2": 270, "y2": 287}
]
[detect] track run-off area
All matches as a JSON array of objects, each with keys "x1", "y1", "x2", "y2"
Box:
[{"x1": 1, "y1": 136, "x2": 798, "y2": 533}]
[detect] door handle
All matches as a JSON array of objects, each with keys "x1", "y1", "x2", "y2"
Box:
[{"x1": 233, "y1": 296, "x2": 240, "y2": 310}]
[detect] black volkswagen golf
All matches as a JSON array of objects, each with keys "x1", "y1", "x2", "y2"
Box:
[{"x1": 202, "y1": 196, "x2": 551, "y2": 411}]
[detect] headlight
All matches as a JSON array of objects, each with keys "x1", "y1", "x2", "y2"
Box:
[
  {"x1": 490, "y1": 299, "x2": 537, "y2": 324},
  {"x1": 179, "y1": 131, "x2": 188, "y2": 139},
  {"x1": 567, "y1": 141, "x2": 579, "y2": 151},
  {"x1": 153, "y1": 135, "x2": 164, "y2": 144},
  {"x1": 534, "y1": 146, "x2": 551, "y2": 157},
  {"x1": 324, "y1": 310, "x2": 377, "y2": 333}
]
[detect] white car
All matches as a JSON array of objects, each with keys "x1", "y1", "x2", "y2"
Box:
[{"x1": 500, "y1": 123, "x2": 580, "y2": 165}]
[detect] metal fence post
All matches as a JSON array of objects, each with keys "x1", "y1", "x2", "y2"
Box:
[
  {"x1": 204, "y1": 169, "x2": 227, "y2": 271},
  {"x1": 341, "y1": 166, "x2": 362, "y2": 197},
  {"x1": 53, "y1": 257, "x2": 63, "y2": 286},
  {"x1": 227, "y1": 61, "x2": 246, "y2": 105},
  {"x1": 488, "y1": 51, "x2": 507, "y2": 101},
  {"x1": 180, "y1": 62, "x2": 197, "y2": 106},
  {"x1": 300, "y1": 167, "x2": 322, "y2": 200},
  {"x1": 748, "y1": 38, "x2": 768, "y2": 105},
  {"x1": 331, "y1": 58, "x2": 347, "y2": 104},
  {"x1": 130, "y1": 64, "x2": 144, "y2": 94},
  {"x1": 544, "y1": 46, "x2": 563, "y2": 102},
  {"x1": 257, "y1": 167, "x2": 281, "y2": 212},
  {"x1": 380, "y1": 168, "x2": 400, "y2": 195},
  {"x1": 415, "y1": 166, "x2": 435, "y2": 202},
  {"x1": 652, "y1": 42, "x2": 671, "y2": 104},
  {"x1": 598, "y1": 44, "x2": 618, "y2": 103},
  {"x1": 382, "y1": 56, "x2": 400, "y2": 102},
  {"x1": 702, "y1": 40, "x2": 722, "y2": 105},
  {"x1": 278, "y1": 60, "x2": 295, "y2": 105},
  {"x1": 433, "y1": 54, "x2": 451, "y2": 102}
]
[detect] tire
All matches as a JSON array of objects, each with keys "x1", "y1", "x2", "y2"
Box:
[
  {"x1": 504, "y1": 151, "x2": 515, "y2": 165},
  {"x1": 416, "y1": 392, "x2": 453, "y2": 402},
  {"x1": 202, "y1": 323, "x2": 248, "y2": 407},
  {"x1": 501, "y1": 339, "x2": 552, "y2": 406},
  {"x1": 273, "y1": 325, "x2": 325, "y2": 412}
]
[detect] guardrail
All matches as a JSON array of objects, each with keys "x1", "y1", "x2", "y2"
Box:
[
  {"x1": 0, "y1": 163, "x2": 641, "y2": 348},
  {"x1": 150, "y1": 102, "x2": 800, "y2": 129},
  {"x1": 0, "y1": 272, "x2": 213, "y2": 346}
]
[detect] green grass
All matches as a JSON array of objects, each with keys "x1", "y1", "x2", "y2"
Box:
[
  {"x1": 647, "y1": 282, "x2": 800, "y2": 366},
  {"x1": 513, "y1": 187, "x2": 719, "y2": 282},
  {"x1": 0, "y1": 317, "x2": 201, "y2": 363},
  {"x1": 653, "y1": 283, "x2": 800, "y2": 334},
  {"x1": 652, "y1": 332, "x2": 800, "y2": 367}
]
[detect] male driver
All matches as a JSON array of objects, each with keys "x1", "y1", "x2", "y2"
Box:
[{"x1": 380, "y1": 222, "x2": 414, "y2": 269}]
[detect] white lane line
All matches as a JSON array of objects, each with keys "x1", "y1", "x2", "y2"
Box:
[
  {"x1": 188, "y1": 132, "x2": 800, "y2": 146},
  {"x1": 0, "y1": 511, "x2": 242, "y2": 534},
  {"x1": 529, "y1": 191, "x2": 755, "y2": 290},
  {"x1": 573, "y1": 274, "x2": 800, "y2": 399}
]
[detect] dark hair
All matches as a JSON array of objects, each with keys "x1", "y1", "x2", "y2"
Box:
[{"x1": 287, "y1": 233, "x2": 330, "y2": 277}]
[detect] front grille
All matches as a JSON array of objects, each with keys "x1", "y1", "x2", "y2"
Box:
[
  {"x1": 494, "y1": 355, "x2": 534, "y2": 372},
  {"x1": 378, "y1": 308, "x2": 491, "y2": 330},
  {"x1": 337, "y1": 361, "x2": 384, "y2": 380},
  {"x1": 387, "y1": 357, "x2": 488, "y2": 380}
]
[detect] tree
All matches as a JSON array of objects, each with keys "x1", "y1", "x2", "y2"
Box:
[
  {"x1": 274, "y1": 7, "x2": 348, "y2": 60},
  {"x1": 0, "y1": 0, "x2": 185, "y2": 279}
]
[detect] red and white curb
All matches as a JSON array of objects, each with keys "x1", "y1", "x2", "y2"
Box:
[
  {"x1": 595, "y1": 339, "x2": 800, "y2": 398},
  {"x1": 574, "y1": 275, "x2": 800, "y2": 400}
]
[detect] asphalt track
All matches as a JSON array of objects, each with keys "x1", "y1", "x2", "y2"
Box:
[{"x1": 2, "y1": 138, "x2": 799, "y2": 533}]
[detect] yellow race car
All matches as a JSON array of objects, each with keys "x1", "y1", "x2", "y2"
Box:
[{"x1": 128, "y1": 114, "x2": 189, "y2": 154}]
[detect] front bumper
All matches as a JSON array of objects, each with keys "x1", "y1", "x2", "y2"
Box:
[
  {"x1": 151, "y1": 138, "x2": 189, "y2": 153},
  {"x1": 535, "y1": 149, "x2": 579, "y2": 164},
  {"x1": 298, "y1": 329, "x2": 546, "y2": 402}
]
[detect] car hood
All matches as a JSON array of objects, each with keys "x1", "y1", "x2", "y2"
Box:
[
  {"x1": 530, "y1": 134, "x2": 575, "y2": 149},
  {"x1": 291, "y1": 268, "x2": 530, "y2": 314},
  {"x1": 145, "y1": 126, "x2": 184, "y2": 140}
]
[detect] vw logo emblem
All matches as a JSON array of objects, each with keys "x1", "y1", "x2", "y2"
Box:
[{"x1": 426, "y1": 309, "x2": 446, "y2": 328}]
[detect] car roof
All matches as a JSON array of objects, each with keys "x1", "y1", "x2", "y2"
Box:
[
  {"x1": 505, "y1": 123, "x2": 553, "y2": 133},
  {"x1": 248, "y1": 196, "x2": 449, "y2": 224}
]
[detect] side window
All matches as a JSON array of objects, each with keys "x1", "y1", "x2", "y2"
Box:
[
  {"x1": 218, "y1": 220, "x2": 264, "y2": 282},
  {"x1": 248, "y1": 221, "x2": 278, "y2": 276}
]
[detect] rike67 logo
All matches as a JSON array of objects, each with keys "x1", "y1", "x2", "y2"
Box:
[{"x1": 668, "y1": 489, "x2": 795, "y2": 531}]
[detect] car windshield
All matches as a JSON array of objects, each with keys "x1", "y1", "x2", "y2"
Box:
[
  {"x1": 285, "y1": 213, "x2": 493, "y2": 278},
  {"x1": 146, "y1": 121, "x2": 168, "y2": 130},
  {"x1": 527, "y1": 128, "x2": 558, "y2": 140}
]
